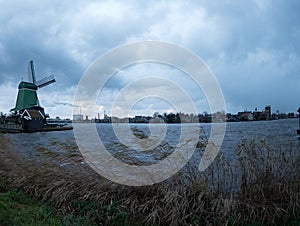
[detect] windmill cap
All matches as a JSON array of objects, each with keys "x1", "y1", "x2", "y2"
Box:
[{"x1": 18, "y1": 81, "x2": 38, "y2": 90}]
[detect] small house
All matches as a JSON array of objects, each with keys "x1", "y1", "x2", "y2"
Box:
[
  {"x1": 239, "y1": 112, "x2": 254, "y2": 121},
  {"x1": 20, "y1": 109, "x2": 44, "y2": 132}
]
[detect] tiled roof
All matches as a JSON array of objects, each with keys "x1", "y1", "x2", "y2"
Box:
[{"x1": 27, "y1": 110, "x2": 43, "y2": 118}]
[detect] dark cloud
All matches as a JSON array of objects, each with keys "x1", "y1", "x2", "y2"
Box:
[{"x1": 0, "y1": 0, "x2": 299, "y2": 117}]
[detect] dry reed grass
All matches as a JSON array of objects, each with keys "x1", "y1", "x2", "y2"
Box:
[{"x1": 0, "y1": 133, "x2": 299, "y2": 225}]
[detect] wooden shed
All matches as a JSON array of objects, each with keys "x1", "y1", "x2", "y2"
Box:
[{"x1": 20, "y1": 109, "x2": 44, "y2": 132}]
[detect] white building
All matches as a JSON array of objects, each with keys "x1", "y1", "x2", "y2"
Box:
[{"x1": 73, "y1": 114, "x2": 84, "y2": 121}]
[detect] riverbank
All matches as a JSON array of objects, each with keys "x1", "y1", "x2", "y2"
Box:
[{"x1": 0, "y1": 133, "x2": 299, "y2": 225}]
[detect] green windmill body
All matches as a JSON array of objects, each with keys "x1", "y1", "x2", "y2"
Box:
[
  {"x1": 13, "y1": 82, "x2": 39, "y2": 111},
  {"x1": 10, "y1": 60, "x2": 56, "y2": 131}
]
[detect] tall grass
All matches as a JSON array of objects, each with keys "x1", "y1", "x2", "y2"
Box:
[
  {"x1": 0, "y1": 134, "x2": 299, "y2": 225},
  {"x1": 236, "y1": 139, "x2": 300, "y2": 224}
]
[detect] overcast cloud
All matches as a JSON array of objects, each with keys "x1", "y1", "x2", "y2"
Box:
[{"x1": 0, "y1": 0, "x2": 299, "y2": 118}]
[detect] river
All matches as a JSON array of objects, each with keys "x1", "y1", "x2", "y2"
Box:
[{"x1": 4, "y1": 118, "x2": 300, "y2": 182}]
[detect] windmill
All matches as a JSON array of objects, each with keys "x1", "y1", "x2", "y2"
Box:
[
  {"x1": 11, "y1": 60, "x2": 56, "y2": 117},
  {"x1": 0, "y1": 60, "x2": 73, "y2": 132}
]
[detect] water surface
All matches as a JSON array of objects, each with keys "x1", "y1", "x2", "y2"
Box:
[{"x1": 5, "y1": 118, "x2": 299, "y2": 170}]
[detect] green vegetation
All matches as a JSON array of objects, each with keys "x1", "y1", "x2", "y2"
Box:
[
  {"x1": 0, "y1": 177, "x2": 132, "y2": 226},
  {"x1": 0, "y1": 178, "x2": 61, "y2": 226}
]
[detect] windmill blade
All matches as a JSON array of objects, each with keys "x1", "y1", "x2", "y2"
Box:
[
  {"x1": 28, "y1": 60, "x2": 36, "y2": 84},
  {"x1": 36, "y1": 74, "x2": 56, "y2": 88}
]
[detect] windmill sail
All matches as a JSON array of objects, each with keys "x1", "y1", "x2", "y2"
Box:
[
  {"x1": 28, "y1": 60, "x2": 36, "y2": 84},
  {"x1": 36, "y1": 75, "x2": 56, "y2": 88}
]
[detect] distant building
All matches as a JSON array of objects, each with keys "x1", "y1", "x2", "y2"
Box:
[
  {"x1": 287, "y1": 112, "x2": 295, "y2": 118},
  {"x1": 226, "y1": 113, "x2": 238, "y2": 122},
  {"x1": 73, "y1": 114, "x2": 83, "y2": 121},
  {"x1": 239, "y1": 112, "x2": 254, "y2": 121},
  {"x1": 102, "y1": 113, "x2": 111, "y2": 123},
  {"x1": 265, "y1": 105, "x2": 271, "y2": 119}
]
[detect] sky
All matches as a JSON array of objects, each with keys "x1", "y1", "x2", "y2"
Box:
[{"x1": 0, "y1": 0, "x2": 299, "y2": 119}]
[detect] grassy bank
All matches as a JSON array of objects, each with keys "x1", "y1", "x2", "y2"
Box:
[
  {"x1": 0, "y1": 177, "x2": 62, "y2": 226},
  {"x1": 0, "y1": 134, "x2": 299, "y2": 225},
  {"x1": 0, "y1": 177, "x2": 132, "y2": 225}
]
